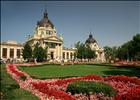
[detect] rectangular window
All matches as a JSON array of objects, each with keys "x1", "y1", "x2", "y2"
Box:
[
  {"x1": 70, "y1": 53, "x2": 73, "y2": 59},
  {"x1": 49, "y1": 43, "x2": 56, "y2": 48},
  {"x1": 63, "y1": 52, "x2": 65, "y2": 59},
  {"x1": 67, "y1": 52, "x2": 69, "y2": 59},
  {"x1": 2, "y1": 48, "x2": 7, "y2": 58},
  {"x1": 10, "y1": 49, "x2": 14, "y2": 58},
  {"x1": 17, "y1": 49, "x2": 20, "y2": 58}
]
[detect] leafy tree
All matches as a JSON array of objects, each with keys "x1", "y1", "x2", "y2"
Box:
[
  {"x1": 33, "y1": 43, "x2": 47, "y2": 62},
  {"x1": 22, "y1": 42, "x2": 32, "y2": 62},
  {"x1": 116, "y1": 34, "x2": 140, "y2": 61},
  {"x1": 75, "y1": 42, "x2": 85, "y2": 59},
  {"x1": 106, "y1": 33, "x2": 140, "y2": 61},
  {"x1": 103, "y1": 46, "x2": 113, "y2": 62},
  {"x1": 85, "y1": 45, "x2": 96, "y2": 60},
  {"x1": 75, "y1": 41, "x2": 96, "y2": 60},
  {"x1": 117, "y1": 41, "x2": 133, "y2": 61},
  {"x1": 132, "y1": 34, "x2": 140, "y2": 60}
]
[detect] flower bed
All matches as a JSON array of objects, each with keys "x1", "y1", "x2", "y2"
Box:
[{"x1": 6, "y1": 64, "x2": 140, "y2": 100}]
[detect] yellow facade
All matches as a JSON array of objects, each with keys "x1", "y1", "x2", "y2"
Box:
[
  {"x1": 0, "y1": 41, "x2": 23, "y2": 62},
  {"x1": 0, "y1": 10, "x2": 105, "y2": 63},
  {"x1": 27, "y1": 10, "x2": 76, "y2": 62},
  {"x1": 0, "y1": 11, "x2": 75, "y2": 62}
]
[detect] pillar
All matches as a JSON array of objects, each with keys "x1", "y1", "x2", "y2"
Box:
[
  {"x1": 69, "y1": 52, "x2": 70, "y2": 60},
  {"x1": 7, "y1": 48, "x2": 10, "y2": 59},
  {"x1": 0, "y1": 47, "x2": 2, "y2": 59},
  {"x1": 59, "y1": 44, "x2": 62, "y2": 60},
  {"x1": 65, "y1": 52, "x2": 67, "y2": 60}
]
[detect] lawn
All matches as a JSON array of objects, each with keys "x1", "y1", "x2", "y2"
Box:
[
  {"x1": 18, "y1": 64, "x2": 140, "y2": 79},
  {"x1": 0, "y1": 64, "x2": 38, "y2": 100}
]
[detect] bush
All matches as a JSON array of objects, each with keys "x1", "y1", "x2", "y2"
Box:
[
  {"x1": 10, "y1": 84, "x2": 20, "y2": 89},
  {"x1": 66, "y1": 81, "x2": 117, "y2": 97}
]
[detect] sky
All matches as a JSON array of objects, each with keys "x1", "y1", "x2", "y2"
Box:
[{"x1": 1, "y1": 1, "x2": 140, "y2": 48}]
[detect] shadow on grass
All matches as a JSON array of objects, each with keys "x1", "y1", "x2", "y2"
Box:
[{"x1": 103, "y1": 67, "x2": 140, "y2": 77}]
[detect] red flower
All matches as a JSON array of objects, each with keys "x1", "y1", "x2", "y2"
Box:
[
  {"x1": 8, "y1": 65, "x2": 25, "y2": 77},
  {"x1": 115, "y1": 86, "x2": 140, "y2": 100},
  {"x1": 104, "y1": 76, "x2": 140, "y2": 85}
]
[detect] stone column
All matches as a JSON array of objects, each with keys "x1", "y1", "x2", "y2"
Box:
[
  {"x1": 58, "y1": 44, "x2": 61, "y2": 60},
  {"x1": 7, "y1": 48, "x2": 10, "y2": 59},
  {"x1": 59, "y1": 44, "x2": 62, "y2": 60},
  {"x1": 14, "y1": 48, "x2": 17, "y2": 59},
  {"x1": 65, "y1": 52, "x2": 66, "y2": 60},
  {"x1": 57, "y1": 44, "x2": 59, "y2": 60},
  {"x1": 72, "y1": 53, "x2": 74, "y2": 60},
  {"x1": 0, "y1": 47, "x2": 2, "y2": 59},
  {"x1": 56, "y1": 44, "x2": 58, "y2": 59}
]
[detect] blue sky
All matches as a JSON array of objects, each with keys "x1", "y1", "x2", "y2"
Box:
[{"x1": 1, "y1": 1, "x2": 140, "y2": 48}]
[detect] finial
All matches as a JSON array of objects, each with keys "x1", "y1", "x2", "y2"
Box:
[
  {"x1": 88, "y1": 27, "x2": 93, "y2": 38},
  {"x1": 44, "y1": 4, "x2": 48, "y2": 18},
  {"x1": 89, "y1": 31, "x2": 92, "y2": 38}
]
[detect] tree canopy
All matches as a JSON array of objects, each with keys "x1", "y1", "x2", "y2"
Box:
[
  {"x1": 75, "y1": 41, "x2": 96, "y2": 60},
  {"x1": 104, "y1": 33, "x2": 140, "y2": 62},
  {"x1": 22, "y1": 42, "x2": 32, "y2": 62},
  {"x1": 22, "y1": 42, "x2": 48, "y2": 62},
  {"x1": 33, "y1": 43, "x2": 47, "y2": 62}
]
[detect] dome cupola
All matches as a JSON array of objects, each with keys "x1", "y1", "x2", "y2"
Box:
[
  {"x1": 85, "y1": 33, "x2": 97, "y2": 44},
  {"x1": 37, "y1": 10, "x2": 54, "y2": 28}
]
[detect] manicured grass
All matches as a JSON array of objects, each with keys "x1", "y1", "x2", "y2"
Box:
[
  {"x1": 19, "y1": 64, "x2": 140, "y2": 79},
  {"x1": 0, "y1": 64, "x2": 38, "y2": 100}
]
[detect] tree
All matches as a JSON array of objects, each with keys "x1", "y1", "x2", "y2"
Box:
[
  {"x1": 132, "y1": 34, "x2": 140, "y2": 60},
  {"x1": 75, "y1": 41, "x2": 96, "y2": 60},
  {"x1": 33, "y1": 43, "x2": 47, "y2": 62},
  {"x1": 103, "y1": 46, "x2": 113, "y2": 62},
  {"x1": 75, "y1": 42, "x2": 85, "y2": 59},
  {"x1": 85, "y1": 46, "x2": 96, "y2": 60},
  {"x1": 116, "y1": 34, "x2": 140, "y2": 61},
  {"x1": 22, "y1": 42, "x2": 32, "y2": 62}
]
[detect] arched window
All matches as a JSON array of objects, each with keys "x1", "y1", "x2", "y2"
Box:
[
  {"x1": 46, "y1": 30, "x2": 48, "y2": 34},
  {"x1": 41, "y1": 31, "x2": 44, "y2": 35},
  {"x1": 49, "y1": 31, "x2": 51, "y2": 35}
]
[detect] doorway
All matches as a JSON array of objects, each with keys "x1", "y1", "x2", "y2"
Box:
[{"x1": 51, "y1": 52, "x2": 54, "y2": 59}]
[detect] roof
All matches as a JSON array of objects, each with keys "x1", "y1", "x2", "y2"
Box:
[
  {"x1": 0, "y1": 41, "x2": 23, "y2": 47},
  {"x1": 37, "y1": 11, "x2": 54, "y2": 28},
  {"x1": 63, "y1": 47, "x2": 76, "y2": 51},
  {"x1": 85, "y1": 34, "x2": 97, "y2": 44}
]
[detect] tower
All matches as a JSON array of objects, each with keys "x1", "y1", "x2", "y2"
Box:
[{"x1": 34, "y1": 10, "x2": 56, "y2": 38}]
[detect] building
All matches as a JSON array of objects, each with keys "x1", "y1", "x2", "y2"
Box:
[
  {"x1": 0, "y1": 10, "x2": 75, "y2": 62},
  {"x1": 0, "y1": 41, "x2": 23, "y2": 62},
  {"x1": 27, "y1": 10, "x2": 75, "y2": 62},
  {"x1": 85, "y1": 34, "x2": 105, "y2": 62},
  {"x1": 0, "y1": 10, "x2": 105, "y2": 63}
]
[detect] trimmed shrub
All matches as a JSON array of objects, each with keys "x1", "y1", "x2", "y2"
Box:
[{"x1": 66, "y1": 81, "x2": 117, "y2": 97}]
